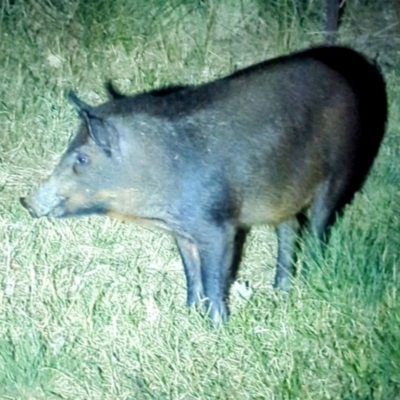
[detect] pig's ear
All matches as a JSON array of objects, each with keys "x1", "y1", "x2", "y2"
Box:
[
  {"x1": 105, "y1": 81, "x2": 125, "y2": 99},
  {"x1": 83, "y1": 113, "x2": 119, "y2": 157},
  {"x1": 68, "y1": 91, "x2": 93, "y2": 112},
  {"x1": 68, "y1": 91, "x2": 119, "y2": 157}
]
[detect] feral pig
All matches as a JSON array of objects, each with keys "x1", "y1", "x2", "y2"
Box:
[{"x1": 21, "y1": 46, "x2": 387, "y2": 324}]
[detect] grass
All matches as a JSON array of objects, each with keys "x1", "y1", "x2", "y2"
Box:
[{"x1": 1, "y1": 0, "x2": 400, "y2": 398}]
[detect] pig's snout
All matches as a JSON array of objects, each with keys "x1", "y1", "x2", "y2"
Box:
[
  {"x1": 20, "y1": 196, "x2": 40, "y2": 218},
  {"x1": 20, "y1": 181, "x2": 65, "y2": 218}
]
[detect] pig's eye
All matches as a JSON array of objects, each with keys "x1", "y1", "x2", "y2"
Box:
[
  {"x1": 76, "y1": 154, "x2": 89, "y2": 166},
  {"x1": 73, "y1": 154, "x2": 90, "y2": 174}
]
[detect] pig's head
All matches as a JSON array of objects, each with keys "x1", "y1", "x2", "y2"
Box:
[{"x1": 20, "y1": 92, "x2": 125, "y2": 219}]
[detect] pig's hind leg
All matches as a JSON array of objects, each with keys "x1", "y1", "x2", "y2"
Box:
[
  {"x1": 273, "y1": 217, "x2": 301, "y2": 292},
  {"x1": 309, "y1": 176, "x2": 356, "y2": 242}
]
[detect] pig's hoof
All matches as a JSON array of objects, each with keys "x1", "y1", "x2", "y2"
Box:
[
  {"x1": 273, "y1": 276, "x2": 292, "y2": 294},
  {"x1": 206, "y1": 303, "x2": 228, "y2": 327}
]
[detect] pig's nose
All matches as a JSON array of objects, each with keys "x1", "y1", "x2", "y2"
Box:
[{"x1": 20, "y1": 197, "x2": 39, "y2": 218}]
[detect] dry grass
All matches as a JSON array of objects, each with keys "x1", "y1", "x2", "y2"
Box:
[{"x1": 1, "y1": 0, "x2": 400, "y2": 398}]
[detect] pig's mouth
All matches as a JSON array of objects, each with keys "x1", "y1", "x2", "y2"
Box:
[
  {"x1": 20, "y1": 196, "x2": 107, "y2": 219},
  {"x1": 20, "y1": 196, "x2": 68, "y2": 218}
]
